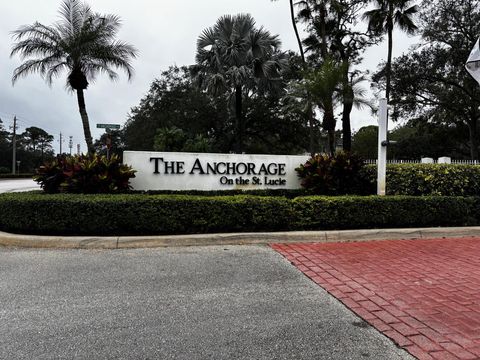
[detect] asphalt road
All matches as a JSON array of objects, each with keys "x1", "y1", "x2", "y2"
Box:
[
  {"x1": 0, "y1": 245, "x2": 412, "y2": 360},
  {"x1": 0, "y1": 179, "x2": 39, "y2": 193}
]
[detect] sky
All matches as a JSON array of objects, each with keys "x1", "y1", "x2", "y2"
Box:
[{"x1": 0, "y1": 0, "x2": 419, "y2": 154}]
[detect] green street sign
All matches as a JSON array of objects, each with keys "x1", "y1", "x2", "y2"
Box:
[{"x1": 97, "y1": 123, "x2": 120, "y2": 129}]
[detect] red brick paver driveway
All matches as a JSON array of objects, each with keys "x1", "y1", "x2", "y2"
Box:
[{"x1": 272, "y1": 238, "x2": 480, "y2": 360}]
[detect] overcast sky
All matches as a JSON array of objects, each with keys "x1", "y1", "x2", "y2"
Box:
[{"x1": 0, "y1": 0, "x2": 418, "y2": 154}]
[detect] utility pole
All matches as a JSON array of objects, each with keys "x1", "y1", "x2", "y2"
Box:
[
  {"x1": 11, "y1": 116, "x2": 17, "y2": 175},
  {"x1": 58, "y1": 132, "x2": 64, "y2": 155},
  {"x1": 69, "y1": 136, "x2": 73, "y2": 155},
  {"x1": 77, "y1": 144, "x2": 80, "y2": 155}
]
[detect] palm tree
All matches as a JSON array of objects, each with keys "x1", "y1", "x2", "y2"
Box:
[
  {"x1": 341, "y1": 72, "x2": 375, "y2": 150},
  {"x1": 363, "y1": 0, "x2": 418, "y2": 102},
  {"x1": 302, "y1": 58, "x2": 346, "y2": 155},
  {"x1": 297, "y1": 0, "x2": 338, "y2": 153},
  {"x1": 271, "y1": 0, "x2": 319, "y2": 154},
  {"x1": 11, "y1": 0, "x2": 137, "y2": 154},
  {"x1": 192, "y1": 14, "x2": 287, "y2": 153}
]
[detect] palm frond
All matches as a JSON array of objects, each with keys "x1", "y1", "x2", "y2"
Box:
[
  {"x1": 45, "y1": 62, "x2": 69, "y2": 84},
  {"x1": 57, "y1": 0, "x2": 92, "y2": 38},
  {"x1": 11, "y1": 22, "x2": 61, "y2": 43},
  {"x1": 394, "y1": 6, "x2": 419, "y2": 35},
  {"x1": 233, "y1": 13, "x2": 256, "y2": 39},
  {"x1": 11, "y1": 38, "x2": 61, "y2": 59},
  {"x1": 12, "y1": 55, "x2": 63, "y2": 84},
  {"x1": 363, "y1": 8, "x2": 388, "y2": 34}
]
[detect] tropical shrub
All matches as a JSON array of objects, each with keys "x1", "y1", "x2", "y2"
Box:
[
  {"x1": 296, "y1": 152, "x2": 371, "y2": 195},
  {"x1": 361, "y1": 164, "x2": 480, "y2": 196},
  {"x1": 34, "y1": 154, "x2": 136, "y2": 194}
]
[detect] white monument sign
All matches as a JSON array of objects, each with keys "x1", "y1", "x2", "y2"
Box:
[{"x1": 123, "y1": 151, "x2": 310, "y2": 191}]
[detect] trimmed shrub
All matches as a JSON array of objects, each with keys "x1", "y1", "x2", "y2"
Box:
[
  {"x1": 34, "y1": 154, "x2": 136, "y2": 193},
  {"x1": 0, "y1": 193, "x2": 294, "y2": 235},
  {"x1": 0, "y1": 193, "x2": 477, "y2": 236},
  {"x1": 293, "y1": 195, "x2": 477, "y2": 230},
  {"x1": 361, "y1": 164, "x2": 480, "y2": 196},
  {"x1": 296, "y1": 152, "x2": 371, "y2": 195},
  {"x1": 137, "y1": 189, "x2": 309, "y2": 198}
]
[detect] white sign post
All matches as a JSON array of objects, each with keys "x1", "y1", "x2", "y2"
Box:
[{"x1": 377, "y1": 98, "x2": 388, "y2": 196}]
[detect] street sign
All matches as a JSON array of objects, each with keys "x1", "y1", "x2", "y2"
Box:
[{"x1": 97, "y1": 123, "x2": 120, "y2": 130}]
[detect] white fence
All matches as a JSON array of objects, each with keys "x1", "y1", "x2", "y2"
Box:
[{"x1": 365, "y1": 159, "x2": 480, "y2": 165}]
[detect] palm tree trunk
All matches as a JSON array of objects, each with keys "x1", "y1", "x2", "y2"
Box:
[
  {"x1": 76, "y1": 89, "x2": 95, "y2": 154},
  {"x1": 386, "y1": 4, "x2": 394, "y2": 103},
  {"x1": 319, "y1": 2, "x2": 328, "y2": 59},
  {"x1": 235, "y1": 85, "x2": 244, "y2": 153},
  {"x1": 289, "y1": 0, "x2": 305, "y2": 63},
  {"x1": 319, "y1": 1, "x2": 335, "y2": 155},
  {"x1": 323, "y1": 108, "x2": 336, "y2": 156},
  {"x1": 342, "y1": 97, "x2": 353, "y2": 151},
  {"x1": 468, "y1": 115, "x2": 479, "y2": 160},
  {"x1": 341, "y1": 61, "x2": 353, "y2": 152},
  {"x1": 288, "y1": 0, "x2": 316, "y2": 154}
]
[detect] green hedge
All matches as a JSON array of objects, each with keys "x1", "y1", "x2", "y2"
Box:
[
  {"x1": 136, "y1": 189, "x2": 310, "y2": 198},
  {"x1": 293, "y1": 196, "x2": 476, "y2": 229},
  {"x1": 362, "y1": 164, "x2": 480, "y2": 196},
  {"x1": 0, "y1": 193, "x2": 477, "y2": 236}
]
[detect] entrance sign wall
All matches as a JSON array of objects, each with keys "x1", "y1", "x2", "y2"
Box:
[{"x1": 123, "y1": 151, "x2": 309, "y2": 191}]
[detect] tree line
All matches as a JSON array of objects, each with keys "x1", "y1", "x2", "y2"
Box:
[
  {"x1": 0, "y1": 120, "x2": 54, "y2": 173},
  {"x1": 10, "y1": 0, "x2": 480, "y2": 160}
]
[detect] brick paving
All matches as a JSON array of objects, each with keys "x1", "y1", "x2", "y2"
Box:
[{"x1": 271, "y1": 237, "x2": 480, "y2": 360}]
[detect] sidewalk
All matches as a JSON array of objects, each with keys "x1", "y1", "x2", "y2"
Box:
[
  {"x1": 0, "y1": 226, "x2": 479, "y2": 249},
  {"x1": 272, "y1": 237, "x2": 480, "y2": 360}
]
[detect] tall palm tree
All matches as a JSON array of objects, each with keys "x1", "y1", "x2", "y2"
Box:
[
  {"x1": 297, "y1": 0, "x2": 338, "y2": 154},
  {"x1": 11, "y1": 0, "x2": 137, "y2": 154},
  {"x1": 192, "y1": 14, "x2": 287, "y2": 153},
  {"x1": 271, "y1": 0, "x2": 319, "y2": 154},
  {"x1": 363, "y1": 0, "x2": 418, "y2": 102}
]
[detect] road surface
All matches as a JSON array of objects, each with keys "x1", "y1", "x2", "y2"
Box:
[
  {"x1": 0, "y1": 178, "x2": 39, "y2": 193},
  {"x1": 0, "y1": 246, "x2": 412, "y2": 360}
]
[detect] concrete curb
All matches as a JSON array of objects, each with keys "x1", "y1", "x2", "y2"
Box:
[{"x1": 0, "y1": 227, "x2": 479, "y2": 249}]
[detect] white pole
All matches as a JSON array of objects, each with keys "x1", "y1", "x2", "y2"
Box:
[
  {"x1": 377, "y1": 98, "x2": 388, "y2": 196},
  {"x1": 12, "y1": 116, "x2": 17, "y2": 175}
]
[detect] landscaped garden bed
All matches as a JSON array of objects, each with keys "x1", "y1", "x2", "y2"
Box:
[{"x1": 2, "y1": 154, "x2": 478, "y2": 236}]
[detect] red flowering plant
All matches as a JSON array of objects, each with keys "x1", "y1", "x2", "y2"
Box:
[
  {"x1": 295, "y1": 151, "x2": 369, "y2": 195},
  {"x1": 34, "y1": 154, "x2": 136, "y2": 194}
]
